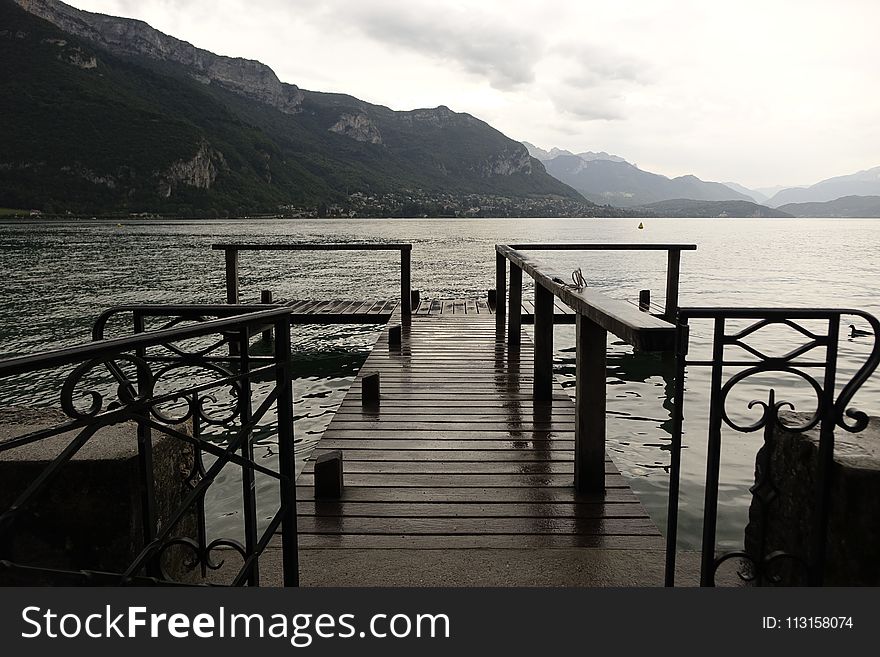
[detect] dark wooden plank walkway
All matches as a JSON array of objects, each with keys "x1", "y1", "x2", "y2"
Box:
[
  {"x1": 283, "y1": 299, "x2": 399, "y2": 323},
  {"x1": 276, "y1": 297, "x2": 573, "y2": 322},
  {"x1": 293, "y1": 304, "x2": 662, "y2": 552}
]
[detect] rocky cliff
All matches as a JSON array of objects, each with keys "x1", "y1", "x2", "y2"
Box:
[{"x1": 15, "y1": 0, "x2": 305, "y2": 113}]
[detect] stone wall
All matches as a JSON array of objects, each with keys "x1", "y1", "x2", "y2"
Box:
[
  {"x1": 0, "y1": 407, "x2": 197, "y2": 584},
  {"x1": 744, "y1": 412, "x2": 880, "y2": 585}
]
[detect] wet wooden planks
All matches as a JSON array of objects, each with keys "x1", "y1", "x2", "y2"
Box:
[
  {"x1": 293, "y1": 305, "x2": 662, "y2": 552},
  {"x1": 412, "y1": 296, "x2": 576, "y2": 324},
  {"x1": 283, "y1": 299, "x2": 398, "y2": 323}
]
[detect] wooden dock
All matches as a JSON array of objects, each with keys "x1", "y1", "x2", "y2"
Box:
[{"x1": 292, "y1": 303, "x2": 662, "y2": 567}]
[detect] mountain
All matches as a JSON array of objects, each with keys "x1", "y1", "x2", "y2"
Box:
[
  {"x1": 523, "y1": 142, "x2": 627, "y2": 164},
  {"x1": 767, "y1": 166, "x2": 880, "y2": 207},
  {"x1": 722, "y1": 182, "x2": 768, "y2": 204},
  {"x1": 637, "y1": 199, "x2": 792, "y2": 218},
  {"x1": 541, "y1": 155, "x2": 754, "y2": 207},
  {"x1": 778, "y1": 195, "x2": 880, "y2": 218},
  {"x1": 1, "y1": 0, "x2": 582, "y2": 215}
]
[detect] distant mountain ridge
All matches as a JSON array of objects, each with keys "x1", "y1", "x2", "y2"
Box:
[
  {"x1": 523, "y1": 142, "x2": 627, "y2": 164},
  {"x1": 529, "y1": 147, "x2": 755, "y2": 207},
  {"x1": 768, "y1": 166, "x2": 880, "y2": 207},
  {"x1": 1, "y1": 0, "x2": 582, "y2": 214},
  {"x1": 778, "y1": 195, "x2": 880, "y2": 218},
  {"x1": 637, "y1": 199, "x2": 792, "y2": 218}
]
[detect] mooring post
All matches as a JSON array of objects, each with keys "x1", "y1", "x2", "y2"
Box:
[
  {"x1": 533, "y1": 282, "x2": 554, "y2": 401},
  {"x1": 639, "y1": 289, "x2": 651, "y2": 312},
  {"x1": 575, "y1": 314, "x2": 607, "y2": 493},
  {"x1": 508, "y1": 263, "x2": 523, "y2": 352},
  {"x1": 314, "y1": 451, "x2": 344, "y2": 499},
  {"x1": 664, "y1": 249, "x2": 681, "y2": 321},
  {"x1": 495, "y1": 251, "x2": 506, "y2": 335},
  {"x1": 362, "y1": 372, "x2": 380, "y2": 407},
  {"x1": 400, "y1": 248, "x2": 412, "y2": 319},
  {"x1": 261, "y1": 290, "x2": 273, "y2": 341},
  {"x1": 388, "y1": 325, "x2": 402, "y2": 349},
  {"x1": 225, "y1": 248, "x2": 239, "y2": 304}
]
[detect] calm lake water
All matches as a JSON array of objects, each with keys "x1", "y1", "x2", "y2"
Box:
[{"x1": 1, "y1": 217, "x2": 878, "y2": 549}]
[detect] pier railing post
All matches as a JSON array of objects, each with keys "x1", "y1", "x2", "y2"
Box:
[
  {"x1": 273, "y1": 316, "x2": 299, "y2": 586},
  {"x1": 400, "y1": 248, "x2": 412, "y2": 318},
  {"x1": 533, "y1": 282, "x2": 554, "y2": 401},
  {"x1": 575, "y1": 314, "x2": 607, "y2": 493},
  {"x1": 495, "y1": 251, "x2": 506, "y2": 335},
  {"x1": 261, "y1": 290, "x2": 273, "y2": 341},
  {"x1": 664, "y1": 249, "x2": 681, "y2": 321},
  {"x1": 225, "y1": 248, "x2": 239, "y2": 304},
  {"x1": 508, "y1": 263, "x2": 523, "y2": 352}
]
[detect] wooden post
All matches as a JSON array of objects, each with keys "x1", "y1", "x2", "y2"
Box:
[
  {"x1": 314, "y1": 451, "x2": 344, "y2": 499},
  {"x1": 388, "y1": 325, "x2": 402, "y2": 349},
  {"x1": 362, "y1": 372, "x2": 380, "y2": 407},
  {"x1": 260, "y1": 290, "x2": 273, "y2": 341},
  {"x1": 533, "y1": 282, "x2": 554, "y2": 401},
  {"x1": 664, "y1": 249, "x2": 681, "y2": 321},
  {"x1": 639, "y1": 289, "x2": 651, "y2": 312},
  {"x1": 225, "y1": 248, "x2": 239, "y2": 304},
  {"x1": 575, "y1": 314, "x2": 607, "y2": 493},
  {"x1": 410, "y1": 289, "x2": 420, "y2": 311},
  {"x1": 508, "y1": 263, "x2": 523, "y2": 351},
  {"x1": 400, "y1": 248, "x2": 411, "y2": 318},
  {"x1": 495, "y1": 251, "x2": 506, "y2": 334}
]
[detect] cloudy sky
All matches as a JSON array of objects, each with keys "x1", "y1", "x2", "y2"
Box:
[{"x1": 70, "y1": 0, "x2": 880, "y2": 189}]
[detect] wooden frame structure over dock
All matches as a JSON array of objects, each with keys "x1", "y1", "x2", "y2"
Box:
[{"x1": 252, "y1": 242, "x2": 698, "y2": 585}]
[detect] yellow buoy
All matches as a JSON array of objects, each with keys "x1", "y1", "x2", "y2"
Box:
[{"x1": 638, "y1": 222, "x2": 644, "y2": 229}]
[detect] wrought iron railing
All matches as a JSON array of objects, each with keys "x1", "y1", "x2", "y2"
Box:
[
  {"x1": 664, "y1": 308, "x2": 880, "y2": 586},
  {"x1": 0, "y1": 306, "x2": 299, "y2": 586}
]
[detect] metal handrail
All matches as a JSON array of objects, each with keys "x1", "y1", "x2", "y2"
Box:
[
  {"x1": 213, "y1": 242, "x2": 413, "y2": 316},
  {"x1": 0, "y1": 306, "x2": 299, "y2": 586},
  {"x1": 0, "y1": 307, "x2": 290, "y2": 378}
]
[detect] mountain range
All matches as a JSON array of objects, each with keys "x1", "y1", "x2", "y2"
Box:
[
  {"x1": 766, "y1": 166, "x2": 880, "y2": 207},
  {"x1": 3, "y1": 0, "x2": 879, "y2": 218},
  {"x1": 778, "y1": 195, "x2": 880, "y2": 218},
  {"x1": 1, "y1": 0, "x2": 581, "y2": 215},
  {"x1": 524, "y1": 143, "x2": 754, "y2": 207}
]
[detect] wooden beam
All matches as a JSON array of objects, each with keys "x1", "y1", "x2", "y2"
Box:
[
  {"x1": 508, "y1": 263, "x2": 522, "y2": 351},
  {"x1": 400, "y1": 249, "x2": 411, "y2": 317},
  {"x1": 495, "y1": 251, "x2": 506, "y2": 334},
  {"x1": 575, "y1": 315, "x2": 607, "y2": 494},
  {"x1": 224, "y1": 248, "x2": 239, "y2": 304},
  {"x1": 533, "y1": 282, "x2": 554, "y2": 401},
  {"x1": 665, "y1": 249, "x2": 681, "y2": 322},
  {"x1": 496, "y1": 245, "x2": 676, "y2": 351}
]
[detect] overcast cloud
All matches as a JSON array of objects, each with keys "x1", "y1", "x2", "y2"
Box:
[{"x1": 68, "y1": 0, "x2": 880, "y2": 188}]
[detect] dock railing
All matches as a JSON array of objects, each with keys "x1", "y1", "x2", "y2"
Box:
[
  {"x1": 213, "y1": 242, "x2": 413, "y2": 317},
  {"x1": 494, "y1": 243, "x2": 695, "y2": 493},
  {"x1": 0, "y1": 307, "x2": 299, "y2": 586}
]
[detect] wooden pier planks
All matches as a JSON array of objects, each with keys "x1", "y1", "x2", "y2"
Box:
[{"x1": 293, "y1": 306, "x2": 662, "y2": 552}]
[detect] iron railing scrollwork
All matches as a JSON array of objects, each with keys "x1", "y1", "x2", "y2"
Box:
[
  {"x1": 0, "y1": 306, "x2": 299, "y2": 586},
  {"x1": 665, "y1": 308, "x2": 880, "y2": 586}
]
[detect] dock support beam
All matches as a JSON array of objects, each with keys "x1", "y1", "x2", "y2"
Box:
[
  {"x1": 575, "y1": 315, "x2": 607, "y2": 493},
  {"x1": 533, "y1": 282, "x2": 554, "y2": 401},
  {"x1": 261, "y1": 290, "x2": 273, "y2": 341},
  {"x1": 400, "y1": 248, "x2": 412, "y2": 319},
  {"x1": 495, "y1": 252, "x2": 506, "y2": 335},
  {"x1": 225, "y1": 248, "x2": 239, "y2": 304},
  {"x1": 508, "y1": 263, "x2": 522, "y2": 352},
  {"x1": 664, "y1": 250, "x2": 681, "y2": 321}
]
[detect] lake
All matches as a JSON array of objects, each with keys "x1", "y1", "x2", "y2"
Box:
[{"x1": 1, "y1": 217, "x2": 878, "y2": 549}]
